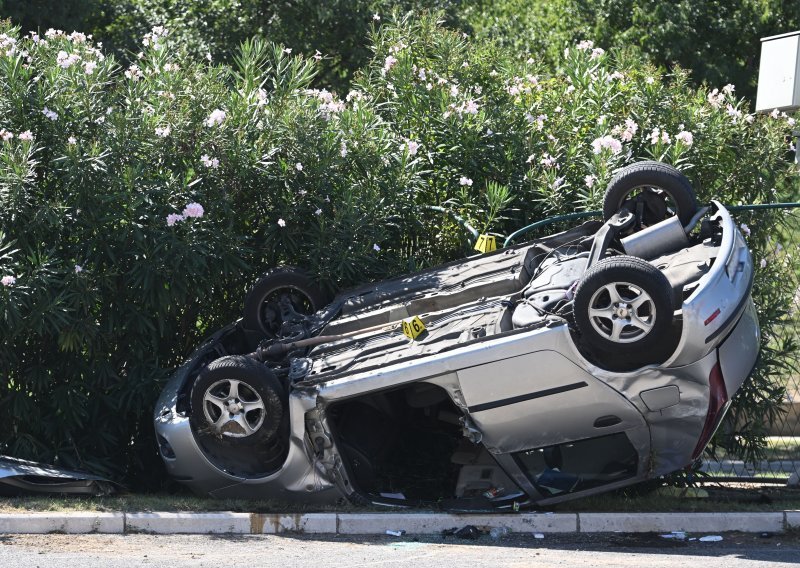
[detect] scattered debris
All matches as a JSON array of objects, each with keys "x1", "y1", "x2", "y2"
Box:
[
  {"x1": 660, "y1": 531, "x2": 687, "y2": 540},
  {"x1": 489, "y1": 526, "x2": 509, "y2": 540},
  {"x1": 379, "y1": 492, "x2": 406, "y2": 500},
  {"x1": 699, "y1": 535, "x2": 723, "y2": 542},
  {"x1": 451, "y1": 525, "x2": 481, "y2": 540},
  {"x1": 483, "y1": 487, "x2": 504, "y2": 499},
  {"x1": 385, "y1": 530, "x2": 406, "y2": 537},
  {"x1": 0, "y1": 455, "x2": 118, "y2": 496},
  {"x1": 533, "y1": 533, "x2": 545, "y2": 539}
]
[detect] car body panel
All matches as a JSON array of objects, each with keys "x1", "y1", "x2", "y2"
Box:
[{"x1": 0, "y1": 455, "x2": 118, "y2": 496}]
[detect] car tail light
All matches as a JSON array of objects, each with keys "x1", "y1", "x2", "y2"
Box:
[{"x1": 691, "y1": 361, "x2": 730, "y2": 460}]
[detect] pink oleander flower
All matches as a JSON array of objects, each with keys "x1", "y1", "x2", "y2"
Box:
[
  {"x1": 618, "y1": 118, "x2": 638, "y2": 142},
  {"x1": 0, "y1": 129, "x2": 13, "y2": 142},
  {"x1": 56, "y1": 50, "x2": 80, "y2": 68},
  {"x1": 124, "y1": 64, "x2": 143, "y2": 81},
  {"x1": 1, "y1": 275, "x2": 15, "y2": 286},
  {"x1": 42, "y1": 107, "x2": 58, "y2": 121},
  {"x1": 726, "y1": 104, "x2": 742, "y2": 121},
  {"x1": 277, "y1": 218, "x2": 286, "y2": 227},
  {"x1": 675, "y1": 130, "x2": 694, "y2": 147},
  {"x1": 205, "y1": 109, "x2": 226, "y2": 127},
  {"x1": 585, "y1": 174, "x2": 597, "y2": 188},
  {"x1": 17, "y1": 130, "x2": 33, "y2": 141},
  {"x1": 182, "y1": 202, "x2": 204, "y2": 219},
  {"x1": 200, "y1": 154, "x2": 219, "y2": 168},
  {"x1": 295, "y1": 162, "x2": 303, "y2": 171},
  {"x1": 591, "y1": 135, "x2": 622, "y2": 154},
  {"x1": 541, "y1": 153, "x2": 557, "y2": 168},
  {"x1": 155, "y1": 125, "x2": 171, "y2": 138},
  {"x1": 84, "y1": 61, "x2": 97, "y2": 75},
  {"x1": 142, "y1": 26, "x2": 167, "y2": 49},
  {"x1": 74, "y1": 264, "x2": 83, "y2": 273},
  {"x1": 707, "y1": 88, "x2": 724, "y2": 108},
  {"x1": 400, "y1": 139, "x2": 420, "y2": 156},
  {"x1": 459, "y1": 176, "x2": 473, "y2": 186},
  {"x1": 590, "y1": 47, "x2": 605, "y2": 59},
  {"x1": 166, "y1": 213, "x2": 184, "y2": 226},
  {"x1": 383, "y1": 55, "x2": 397, "y2": 73}
]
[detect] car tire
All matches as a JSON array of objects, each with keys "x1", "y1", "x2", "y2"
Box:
[
  {"x1": 574, "y1": 255, "x2": 673, "y2": 362},
  {"x1": 242, "y1": 267, "x2": 329, "y2": 337},
  {"x1": 189, "y1": 355, "x2": 286, "y2": 448},
  {"x1": 603, "y1": 161, "x2": 698, "y2": 227}
]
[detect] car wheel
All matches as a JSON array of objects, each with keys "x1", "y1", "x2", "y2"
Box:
[
  {"x1": 190, "y1": 355, "x2": 286, "y2": 447},
  {"x1": 574, "y1": 256, "x2": 673, "y2": 360},
  {"x1": 603, "y1": 161, "x2": 698, "y2": 227},
  {"x1": 242, "y1": 267, "x2": 329, "y2": 337}
]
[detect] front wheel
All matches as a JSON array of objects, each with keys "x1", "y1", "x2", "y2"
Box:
[
  {"x1": 189, "y1": 355, "x2": 286, "y2": 449},
  {"x1": 574, "y1": 256, "x2": 673, "y2": 365}
]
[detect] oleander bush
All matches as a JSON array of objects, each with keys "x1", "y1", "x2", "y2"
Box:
[
  {"x1": 0, "y1": 14, "x2": 797, "y2": 487},
  {"x1": 465, "y1": 0, "x2": 800, "y2": 101}
]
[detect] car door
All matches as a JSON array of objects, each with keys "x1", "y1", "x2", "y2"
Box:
[{"x1": 456, "y1": 348, "x2": 650, "y2": 498}]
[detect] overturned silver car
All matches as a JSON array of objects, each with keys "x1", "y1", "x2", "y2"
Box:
[{"x1": 155, "y1": 161, "x2": 759, "y2": 509}]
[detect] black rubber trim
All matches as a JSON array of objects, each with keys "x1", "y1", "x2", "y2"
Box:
[
  {"x1": 704, "y1": 268, "x2": 754, "y2": 344},
  {"x1": 468, "y1": 381, "x2": 588, "y2": 413}
]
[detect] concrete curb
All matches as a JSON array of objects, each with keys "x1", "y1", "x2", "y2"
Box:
[
  {"x1": 0, "y1": 512, "x2": 124, "y2": 534},
  {"x1": 0, "y1": 511, "x2": 797, "y2": 535}
]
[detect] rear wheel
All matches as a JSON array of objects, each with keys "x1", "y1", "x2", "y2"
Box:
[
  {"x1": 574, "y1": 256, "x2": 673, "y2": 366},
  {"x1": 603, "y1": 161, "x2": 698, "y2": 228},
  {"x1": 242, "y1": 267, "x2": 329, "y2": 337}
]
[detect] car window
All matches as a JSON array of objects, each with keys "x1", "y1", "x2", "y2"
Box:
[{"x1": 514, "y1": 432, "x2": 638, "y2": 496}]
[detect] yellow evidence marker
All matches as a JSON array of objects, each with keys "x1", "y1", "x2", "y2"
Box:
[
  {"x1": 474, "y1": 234, "x2": 497, "y2": 254},
  {"x1": 401, "y1": 315, "x2": 427, "y2": 340}
]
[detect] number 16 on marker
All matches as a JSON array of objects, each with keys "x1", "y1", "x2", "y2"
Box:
[{"x1": 401, "y1": 316, "x2": 427, "y2": 339}]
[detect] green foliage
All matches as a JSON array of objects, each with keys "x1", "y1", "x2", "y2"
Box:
[
  {"x1": 467, "y1": 0, "x2": 800, "y2": 100},
  {"x1": 0, "y1": 14, "x2": 797, "y2": 487},
  {"x1": 72, "y1": 0, "x2": 465, "y2": 92},
  {"x1": 0, "y1": 0, "x2": 108, "y2": 38}
]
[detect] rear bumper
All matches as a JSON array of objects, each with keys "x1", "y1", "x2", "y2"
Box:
[{"x1": 668, "y1": 201, "x2": 755, "y2": 367}]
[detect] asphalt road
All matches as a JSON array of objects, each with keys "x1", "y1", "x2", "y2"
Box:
[{"x1": 1, "y1": 532, "x2": 799, "y2": 568}]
